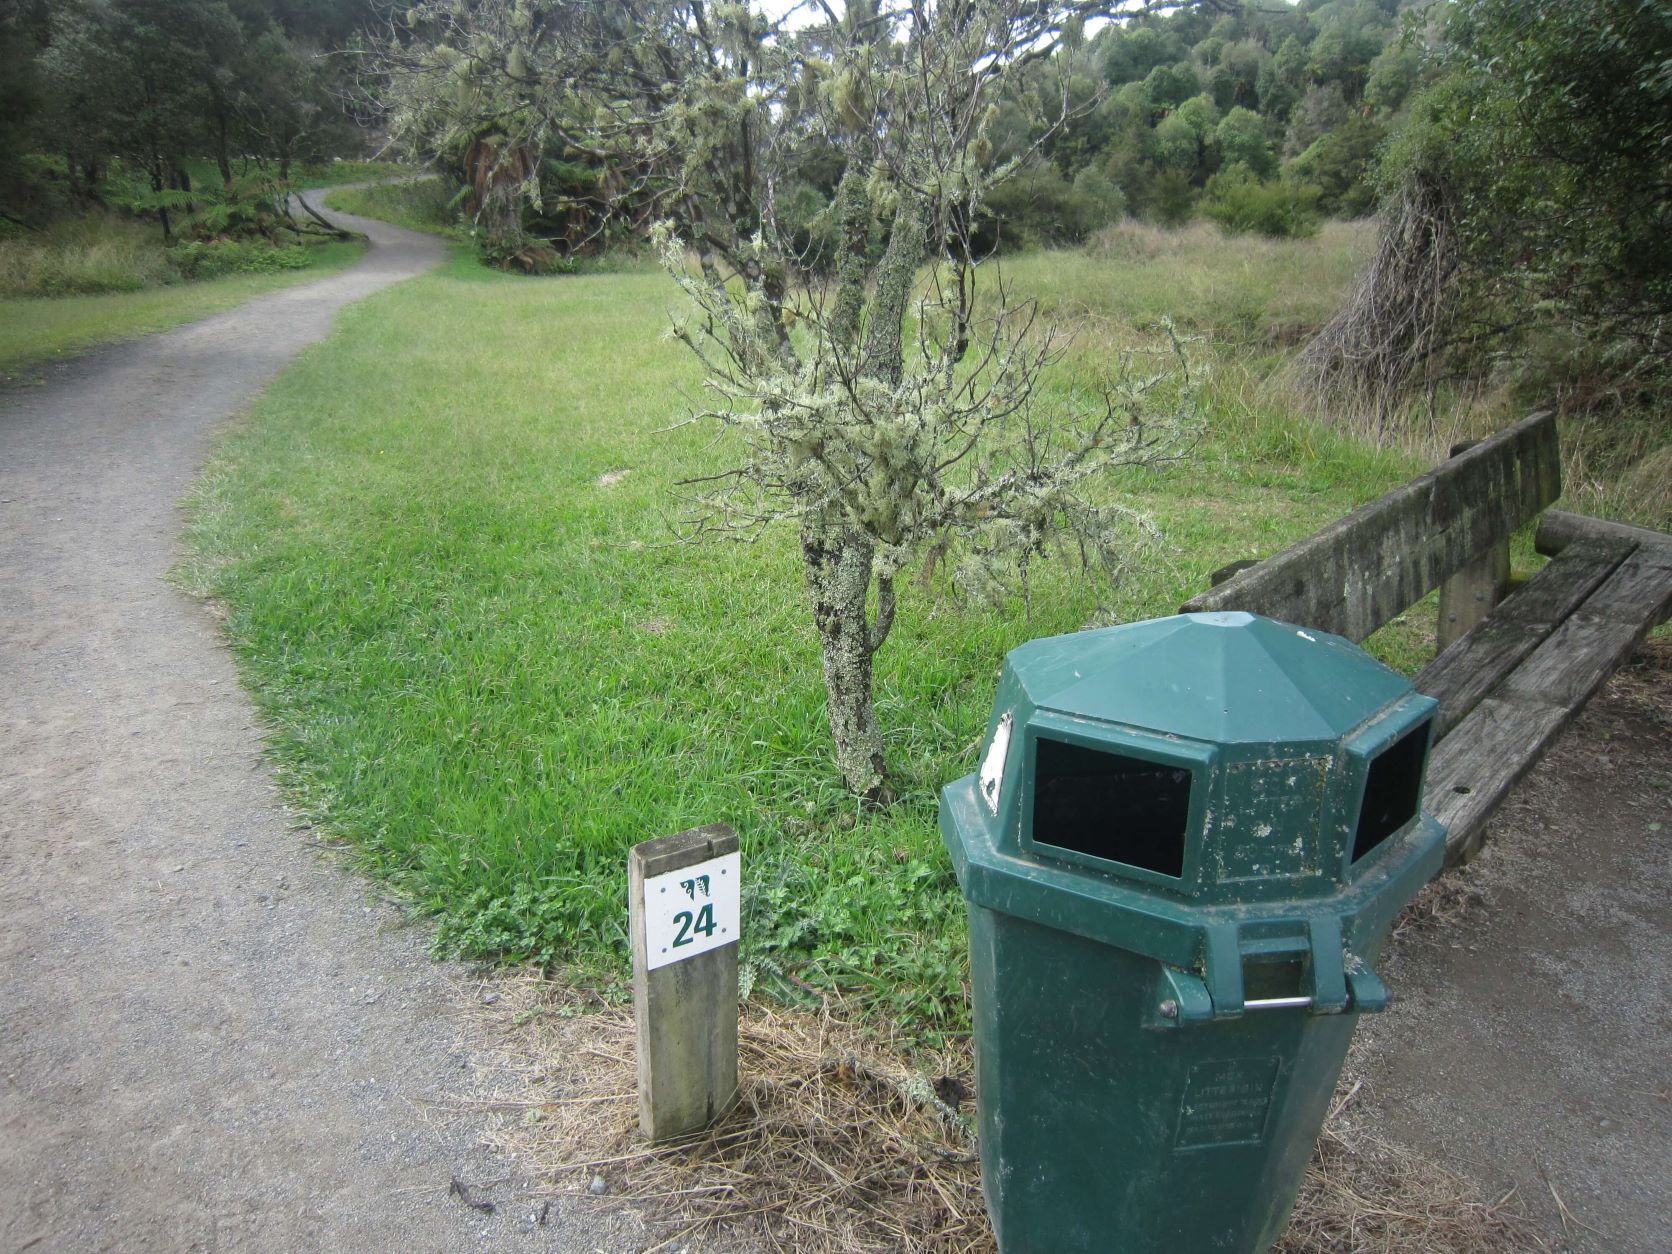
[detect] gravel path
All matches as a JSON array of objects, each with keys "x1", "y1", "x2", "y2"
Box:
[
  {"x1": 1359, "y1": 647, "x2": 1672, "y2": 1253},
  {"x1": 0, "y1": 197, "x2": 643, "y2": 1252}
]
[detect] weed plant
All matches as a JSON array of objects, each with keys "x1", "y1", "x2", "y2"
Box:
[{"x1": 183, "y1": 231, "x2": 1447, "y2": 1041}]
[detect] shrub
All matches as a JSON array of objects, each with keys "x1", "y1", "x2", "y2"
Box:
[
  {"x1": 1203, "y1": 167, "x2": 1321, "y2": 239},
  {"x1": 1149, "y1": 168, "x2": 1196, "y2": 227},
  {"x1": 984, "y1": 159, "x2": 1128, "y2": 250},
  {"x1": 168, "y1": 240, "x2": 313, "y2": 280}
]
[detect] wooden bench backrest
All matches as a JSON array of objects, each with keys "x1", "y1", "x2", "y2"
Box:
[{"x1": 1180, "y1": 410, "x2": 1561, "y2": 642}]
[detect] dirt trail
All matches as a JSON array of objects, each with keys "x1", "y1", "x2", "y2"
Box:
[{"x1": 0, "y1": 197, "x2": 642, "y2": 1251}]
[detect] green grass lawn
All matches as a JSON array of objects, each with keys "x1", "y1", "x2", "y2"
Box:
[
  {"x1": 0, "y1": 239, "x2": 363, "y2": 378},
  {"x1": 183, "y1": 231, "x2": 1443, "y2": 1041}
]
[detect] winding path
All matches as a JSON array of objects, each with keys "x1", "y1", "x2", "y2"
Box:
[{"x1": 0, "y1": 197, "x2": 628, "y2": 1250}]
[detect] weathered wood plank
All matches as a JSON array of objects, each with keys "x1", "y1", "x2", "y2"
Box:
[
  {"x1": 1436, "y1": 542, "x2": 1509, "y2": 652},
  {"x1": 1209, "y1": 558, "x2": 1260, "y2": 587},
  {"x1": 1416, "y1": 539, "x2": 1632, "y2": 737},
  {"x1": 1419, "y1": 617, "x2": 1552, "y2": 741},
  {"x1": 1424, "y1": 698, "x2": 1570, "y2": 864},
  {"x1": 1536, "y1": 509, "x2": 1672, "y2": 558},
  {"x1": 1498, "y1": 557, "x2": 1672, "y2": 708},
  {"x1": 631, "y1": 823, "x2": 739, "y2": 1143},
  {"x1": 1183, "y1": 411, "x2": 1561, "y2": 641},
  {"x1": 1424, "y1": 546, "x2": 1672, "y2": 863}
]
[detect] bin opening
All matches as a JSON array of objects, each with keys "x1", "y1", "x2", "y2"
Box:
[
  {"x1": 1031, "y1": 737, "x2": 1190, "y2": 878},
  {"x1": 1352, "y1": 720, "x2": 1430, "y2": 862},
  {"x1": 1244, "y1": 957, "x2": 1306, "y2": 1002}
]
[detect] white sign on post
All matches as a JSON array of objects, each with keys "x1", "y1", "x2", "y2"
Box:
[{"x1": 642, "y1": 850, "x2": 740, "y2": 970}]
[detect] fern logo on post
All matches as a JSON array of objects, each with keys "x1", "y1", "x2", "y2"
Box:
[{"x1": 643, "y1": 851, "x2": 740, "y2": 970}]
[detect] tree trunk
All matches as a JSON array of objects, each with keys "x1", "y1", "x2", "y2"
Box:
[
  {"x1": 150, "y1": 164, "x2": 172, "y2": 244},
  {"x1": 215, "y1": 113, "x2": 233, "y2": 188},
  {"x1": 802, "y1": 518, "x2": 890, "y2": 803}
]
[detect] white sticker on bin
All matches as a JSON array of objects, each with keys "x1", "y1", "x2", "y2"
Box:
[
  {"x1": 642, "y1": 851, "x2": 740, "y2": 970},
  {"x1": 979, "y1": 712, "x2": 1013, "y2": 815}
]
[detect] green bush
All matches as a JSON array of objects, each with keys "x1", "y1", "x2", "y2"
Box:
[
  {"x1": 985, "y1": 159, "x2": 1129, "y2": 250},
  {"x1": 168, "y1": 240, "x2": 313, "y2": 280},
  {"x1": 1203, "y1": 167, "x2": 1320, "y2": 239},
  {"x1": 1149, "y1": 168, "x2": 1197, "y2": 227}
]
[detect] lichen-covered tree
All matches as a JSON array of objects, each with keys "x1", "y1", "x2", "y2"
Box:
[
  {"x1": 654, "y1": 2, "x2": 1216, "y2": 801},
  {"x1": 370, "y1": 0, "x2": 1225, "y2": 800}
]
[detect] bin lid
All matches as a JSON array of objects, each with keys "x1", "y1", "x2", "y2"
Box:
[{"x1": 1006, "y1": 612, "x2": 1412, "y2": 746}]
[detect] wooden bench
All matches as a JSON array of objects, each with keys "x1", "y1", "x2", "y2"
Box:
[{"x1": 1180, "y1": 409, "x2": 1672, "y2": 865}]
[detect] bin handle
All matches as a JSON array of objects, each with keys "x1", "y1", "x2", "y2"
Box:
[
  {"x1": 1150, "y1": 963, "x2": 1390, "y2": 1027},
  {"x1": 1243, "y1": 995, "x2": 1314, "y2": 1011}
]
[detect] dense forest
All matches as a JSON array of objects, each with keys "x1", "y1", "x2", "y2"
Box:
[
  {"x1": 4, "y1": 0, "x2": 1669, "y2": 471},
  {"x1": 976, "y1": 0, "x2": 1422, "y2": 244},
  {"x1": 0, "y1": 0, "x2": 376, "y2": 231},
  {"x1": 360, "y1": 0, "x2": 1424, "y2": 258}
]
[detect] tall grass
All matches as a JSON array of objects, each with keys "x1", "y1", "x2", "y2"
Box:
[
  {"x1": 0, "y1": 214, "x2": 175, "y2": 296},
  {"x1": 1022, "y1": 220, "x2": 1375, "y2": 347}
]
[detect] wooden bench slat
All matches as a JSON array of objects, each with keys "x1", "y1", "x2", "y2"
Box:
[
  {"x1": 1415, "y1": 538, "x2": 1633, "y2": 738},
  {"x1": 1498, "y1": 552, "x2": 1672, "y2": 707},
  {"x1": 1423, "y1": 545, "x2": 1672, "y2": 863},
  {"x1": 1424, "y1": 698, "x2": 1570, "y2": 864},
  {"x1": 1183, "y1": 410, "x2": 1561, "y2": 642}
]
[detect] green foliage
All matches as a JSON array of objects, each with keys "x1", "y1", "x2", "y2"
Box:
[
  {"x1": 774, "y1": 180, "x2": 840, "y2": 269},
  {"x1": 985, "y1": 159, "x2": 1124, "y2": 248},
  {"x1": 433, "y1": 880, "x2": 622, "y2": 967},
  {"x1": 1287, "y1": 115, "x2": 1385, "y2": 217},
  {"x1": 1203, "y1": 167, "x2": 1321, "y2": 239},
  {"x1": 1032, "y1": 4, "x2": 1414, "y2": 228},
  {"x1": 1363, "y1": 41, "x2": 1422, "y2": 114},
  {"x1": 1149, "y1": 168, "x2": 1196, "y2": 227},
  {"x1": 1326, "y1": 0, "x2": 1672, "y2": 434},
  {"x1": 1215, "y1": 106, "x2": 1275, "y2": 178},
  {"x1": 1436, "y1": 0, "x2": 1672, "y2": 354},
  {"x1": 10, "y1": 0, "x2": 369, "y2": 240},
  {"x1": 117, "y1": 173, "x2": 292, "y2": 242},
  {"x1": 364, "y1": 1, "x2": 1415, "y2": 256},
  {"x1": 168, "y1": 239, "x2": 313, "y2": 279}
]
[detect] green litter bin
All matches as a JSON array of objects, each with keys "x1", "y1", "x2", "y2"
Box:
[{"x1": 940, "y1": 611, "x2": 1445, "y2": 1253}]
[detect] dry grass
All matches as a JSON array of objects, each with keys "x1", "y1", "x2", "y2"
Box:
[
  {"x1": 458, "y1": 972, "x2": 1546, "y2": 1254},
  {"x1": 1603, "y1": 638, "x2": 1672, "y2": 726},
  {"x1": 1389, "y1": 870, "x2": 1492, "y2": 944},
  {"x1": 1277, "y1": 1062, "x2": 1545, "y2": 1254}
]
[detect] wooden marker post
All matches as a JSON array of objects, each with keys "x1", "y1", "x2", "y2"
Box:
[{"x1": 629, "y1": 823, "x2": 740, "y2": 1142}]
